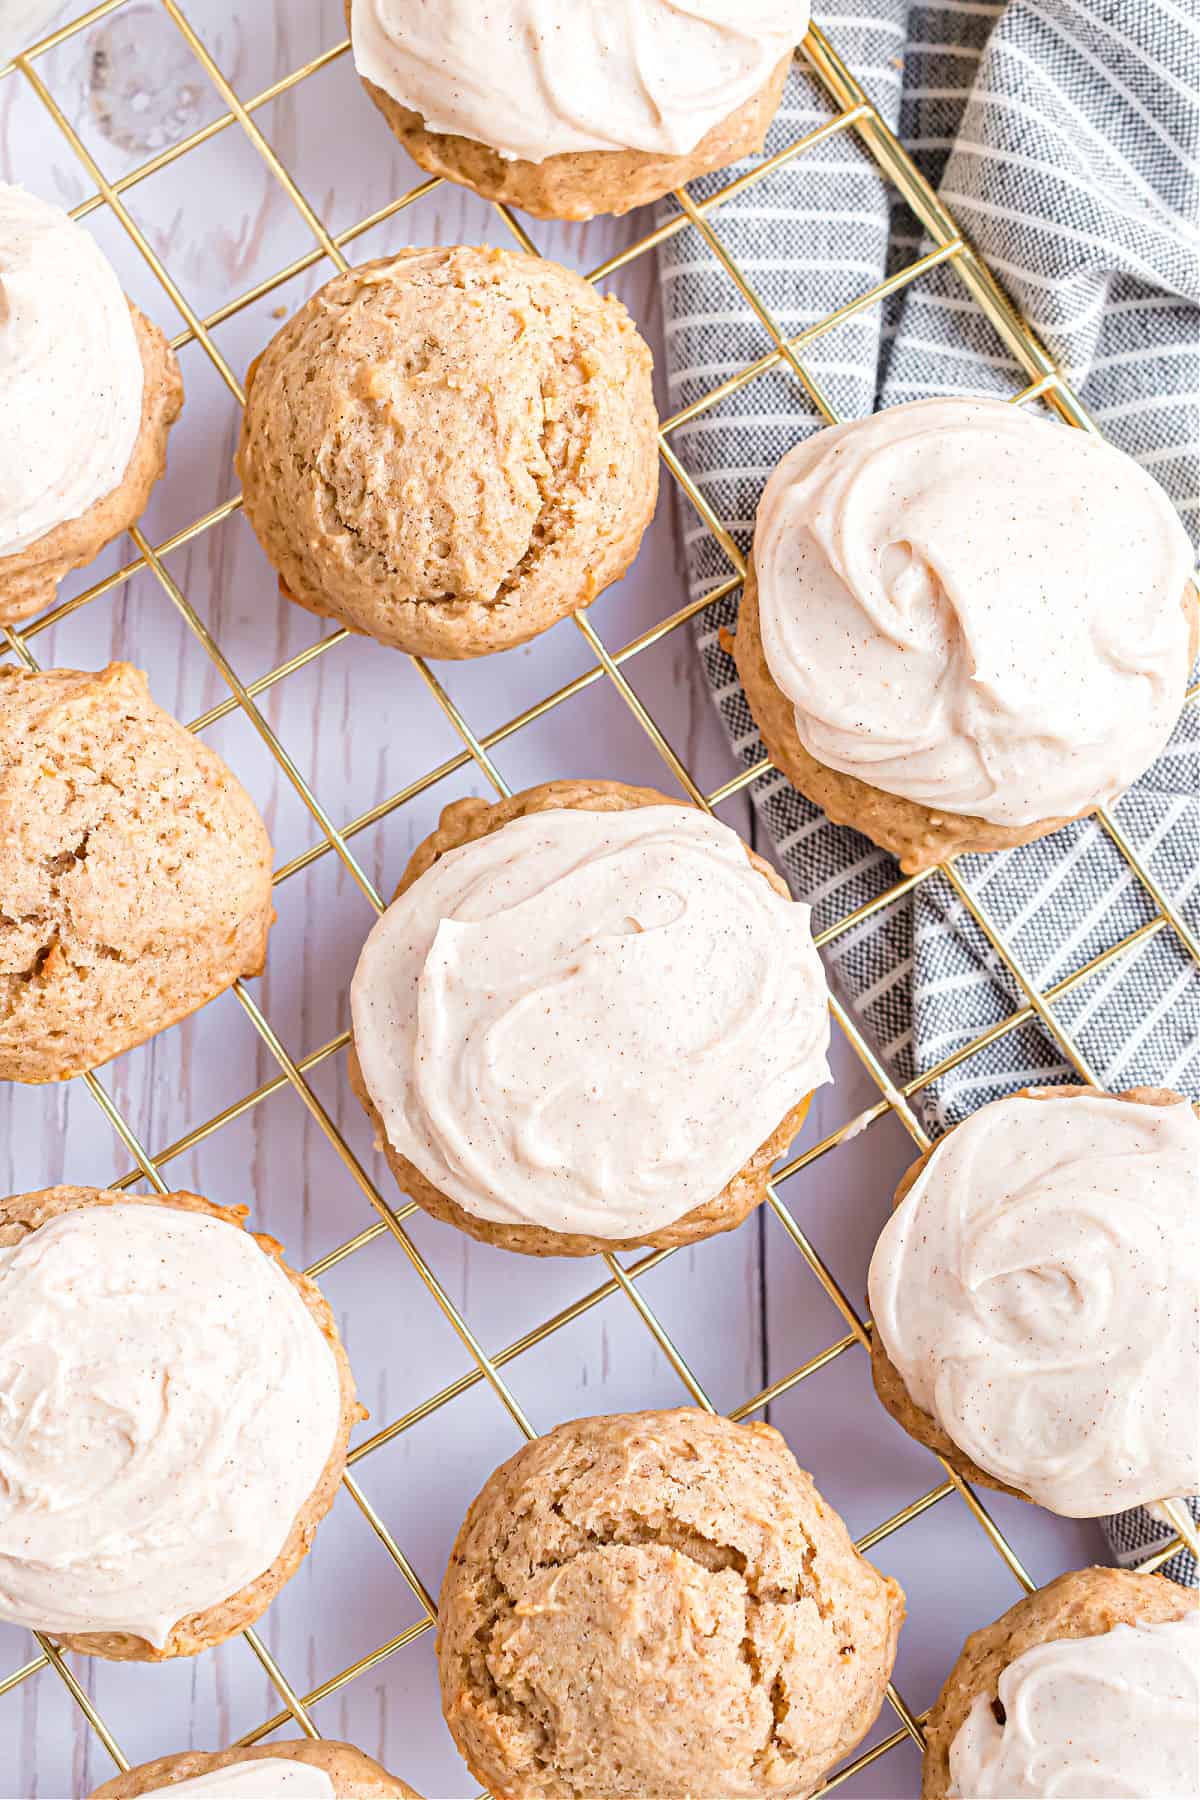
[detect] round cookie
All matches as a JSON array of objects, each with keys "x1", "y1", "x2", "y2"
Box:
[
  {"x1": 438, "y1": 1408, "x2": 905, "y2": 1800},
  {"x1": 90, "y1": 1739, "x2": 419, "y2": 1798},
  {"x1": 0, "y1": 662, "x2": 274, "y2": 1082},
  {"x1": 867, "y1": 1086, "x2": 1200, "y2": 1515},
  {"x1": 735, "y1": 399, "x2": 1199, "y2": 873},
  {"x1": 0, "y1": 188, "x2": 182, "y2": 626},
  {"x1": 921, "y1": 1568, "x2": 1199, "y2": 1800},
  {"x1": 236, "y1": 247, "x2": 659, "y2": 659},
  {"x1": 348, "y1": 778, "x2": 829, "y2": 1256},
  {"x1": 0, "y1": 1186, "x2": 360, "y2": 1660}
]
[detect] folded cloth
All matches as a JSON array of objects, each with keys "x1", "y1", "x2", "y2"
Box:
[{"x1": 657, "y1": 0, "x2": 1199, "y2": 1582}]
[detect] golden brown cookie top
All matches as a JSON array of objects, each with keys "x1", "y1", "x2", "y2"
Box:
[
  {"x1": 438, "y1": 1407, "x2": 904, "y2": 1799},
  {"x1": 0, "y1": 663, "x2": 267, "y2": 965},
  {"x1": 0, "y1": 662, "x2": 273, "y2": 1082},
  {"x1": 236, "y1": 247, "x2": 659, "y2": 657}
]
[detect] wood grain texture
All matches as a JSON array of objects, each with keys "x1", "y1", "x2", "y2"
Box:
[{"x1": 0, "y1": 5, "x2": 1104, "y2": 1797}]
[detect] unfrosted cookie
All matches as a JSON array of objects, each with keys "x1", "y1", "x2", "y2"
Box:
[
  {"x1": 922, "y1": 1568, "x2": 1199, "y2": 1799},
  {"x1": 90, "y1": 1738, "x2": 419, "y2": 1798},
  {"x1": 735, "y1": 398, "x2": 1199, "y2": 872},
  {"x1": 438, "y1": 1408, "x2": 904, "y2": 1800},
  {"x1": 0, "y1": 1185, "x2": 359, "y2": 1661},
  {"x1": 349, "y1": 779, "x2": 831, "y2": 1256},
  {"x1": 236, "y1": 247, "x2": 658, "y2": 659},
  {"x1": 867, "y1": 1086, "x2": 1200, "y2": 1516},
  {"x1": 0, "y1": 662, "x2": 274, "y2": 1082},
  {"x1": 347, "y1": 2, "x2": 800, "y2": 221},
  {"x1": 0, "y1": 186, "x2": 183, "y2": 625}
]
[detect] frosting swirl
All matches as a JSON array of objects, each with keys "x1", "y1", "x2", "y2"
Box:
[
  {"x1": 0, "y1": 185, "x2": 144, "y2": 557},
  {"x1": 949, "y1": 1613, "x2": 1200, "y2": 1799},
  {"x1": 350, "y1": 804, "x2": 831, "y2": 1239},
  {"x1": 754, "y1": 398, "x2": 1194, "y2": 827},
  {"x1": 867, "y1": 1091, "x2": 1200, "y2": 1516},
  {"x1": 349, "y1": 0, "x2": 806, "y2": 163},
  {"x1": 0, "y1": 1202, "x2": 342, "y2": 1646},
  {"x1": 142, "y1": 1763, "x2": 335, "y2": 1799}
]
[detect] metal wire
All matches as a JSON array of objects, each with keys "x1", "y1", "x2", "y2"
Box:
[{"x1": 1, "y1": 4, "x2": 1196, "y2": 1794}]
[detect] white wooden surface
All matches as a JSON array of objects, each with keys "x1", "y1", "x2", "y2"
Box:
[{"x1": 0, "y1": 6, "x2": 1105, "y2": 1796}]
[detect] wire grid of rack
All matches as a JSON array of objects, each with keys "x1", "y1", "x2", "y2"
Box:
[{"x1": 2, "y1": 2, "x2": 1199, "y2": 1794}]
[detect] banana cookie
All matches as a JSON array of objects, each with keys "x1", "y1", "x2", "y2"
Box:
[
  {"x1": 348, "y1": 2, "x2": 803, "y2": 221},
  {"x1": 736, "y1": 397, "x2": 1198, "y2": 871},
  {"x1": 0, "y1": 662, "x2": 274, "y2": 1082},
  {"x1": 236, "y1": 247, "x2": 658, "y2": 659},
  {"x1": 349, "y1": 779, "x2": 831, "y2": 1256},
  {"x1": 922, "y1": 1568, "x2": 1199, "y2": 1799},
  {"x1": 91, "y1": 1739, "x2": 419, "y2": 1798},
  {"x1": 438, "y1": 1408, "x2": 904, "y2": 1800},
  {"x1": 867, "y1": 1086, "x2": 1200, "y2": 1516},
  {"x1": 0, "y1": 186, "x2": 183, "y2": 625},
  {"x1": 0, "y1": 1186, "x2": 359, "y2": 1661}
]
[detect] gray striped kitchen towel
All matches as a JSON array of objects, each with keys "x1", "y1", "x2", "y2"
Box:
[{"x1": 657, "y1": 0, "x2": 1199, "y2": 1581}]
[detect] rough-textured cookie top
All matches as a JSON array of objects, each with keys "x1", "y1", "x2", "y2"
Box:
[
  {"x1": 0, "y1": 662, "x2": 273, "y2": 1078},
  {"x1": 236, "y1": 247, "x2": 658, "y2": 653},
  {"x1": 438, "y1": 1408, "x2": 904, "y2": 1800}
]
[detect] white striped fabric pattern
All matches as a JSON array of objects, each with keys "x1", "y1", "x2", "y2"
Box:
[{"x1": 657, "y1": 0, "x2": 1199, "y2": 1580}]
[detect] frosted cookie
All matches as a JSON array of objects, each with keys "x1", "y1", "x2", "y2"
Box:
[
  {"x1": 0, "y1": 662, "x2": 274, "y2": 1083},
  {"x1": 922, "y1": 1568, "x2": 1199, "y2": 1799},
  {"x1": 867, "y1": 1086, "x2": 1200, "y2": 1516},
  {"x1": 0, "y1": 186, "x2": 183, "y2": 625},
  {"x1": 0, "y1": 1186, "x2": 358, "y2": 1660},
  {"x1": 236, "y1": 247, "x2": 658, "y2": 660},
  {"x1": 438, "y1": 1408, "x2": 904, "y2": 1800},
  {"x1": 347, "y1": 2, "x2": 804, "y2": 221},
  {"x1": 349, "y1": 779, "x2": 831, "y2": 1256},
  {"x1": 90, "y1": 1740, "x2": 419, "y2": 1798},
  {"x1": 735, "y1": 397, "x2": 1198, "y2": 872}
]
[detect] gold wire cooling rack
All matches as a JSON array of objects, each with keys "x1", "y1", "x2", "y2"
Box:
[{"x1": 2, "y1": 3, "x2": 1199, "y2": 1794}]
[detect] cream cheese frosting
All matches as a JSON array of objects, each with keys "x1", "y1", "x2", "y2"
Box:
[
  {"x1": 948, "y1": 1612, "x2": 1200, "y2": 1799},
  {"x1": 753, "y1": 397, "x2": 1194, "y2": 827},
  {"x1": 349, "y1": 0, "x2": 807, "y2": 164},
  {"x1": 0, "y1": 1202, "x2": 342, "y2": 1645},
  {"x1": 142, "y1": 1762, "x2": 335, "y2": 1799},
  {"x1": 867, "y1": 1092, "x2": 1200, "y2": 1516},
  {"x1": 350, "y1": 805, "x2": 831, "y2": 1239},
  {"x1": 0, "y1": 185, "x2": 144, "y2": 558}
]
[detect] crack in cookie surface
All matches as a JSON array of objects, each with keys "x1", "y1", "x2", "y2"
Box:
[
  {"x1": 0, "y1": 664, "x2": 273, "y2": 1081},
  {"x1": 438, "y1": 1411, "x2": 902, "y2": 1800},
  {"x1": 237, "y1": 247, "x2": 658, "y2": 657}
]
